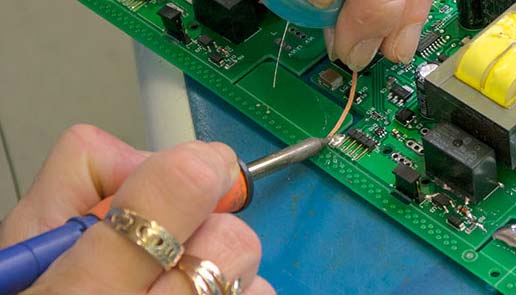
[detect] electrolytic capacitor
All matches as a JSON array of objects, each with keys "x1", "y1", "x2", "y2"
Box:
[
  {"x1": 483, "y1": 0, "x2": 516, "y2": 23},
  {"x1": 415, "y1": 62, "x2": 439, "y2": 118},
  {"x1": 457, "y1": 0, "x2": 485, "y2": 29}
]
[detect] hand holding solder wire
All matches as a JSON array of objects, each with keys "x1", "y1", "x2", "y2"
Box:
[
  {"x1": 266, "y1": 0, "x2": 433, "y2": 71},
  {"x1": 0, "y1": 125, "x2": 274, "y2": 294}
]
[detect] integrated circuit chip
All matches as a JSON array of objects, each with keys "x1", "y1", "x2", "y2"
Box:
[
  {"x1": 388, "y1": 84, "x2": 414, "y2": 105},
  {"x1": 198, "y1": 34, "x2": 214, "y2": 47},
  {"x1": 209, "y1": 52, "x2": 224, "y2": 65},
  {"x1": 431, "y1": 193, "x2": 453, "y2": 209},
  {"x1": 395, "y1": 108, "x2": 416, "y2": 125},
  {"x1": 391, "y1": 85, "x2": 413, "y2": 100},
  {"x1": 417, "y1": 31, "x2": 441, "y2": 55},
  {"x1": 374, "y1": 127, "x2": 387, "y2": 138}
]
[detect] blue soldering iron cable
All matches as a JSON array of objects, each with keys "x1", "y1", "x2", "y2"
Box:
[{"x1": 0, "y1": 215, "x2": 99, "y2": 294}]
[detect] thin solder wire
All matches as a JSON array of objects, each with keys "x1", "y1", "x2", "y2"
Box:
[
  {"x1": 327, "y1": 71, "x2": 358, "y2": 138},
  {"x1": 273, "y1": 21, "x2": 290, "y2": 88}
]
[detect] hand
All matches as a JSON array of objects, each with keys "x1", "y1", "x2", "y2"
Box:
[
  {"x1": 0, "y1": 124, "x2": 274, "y2": 294},
  {"x1": 311, "y1": 0, "x2": 433, "y2": 71}
]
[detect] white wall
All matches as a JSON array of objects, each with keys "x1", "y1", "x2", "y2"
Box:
[{"x1": 0, "y1": 0, "x2": 147, "y2": 217}]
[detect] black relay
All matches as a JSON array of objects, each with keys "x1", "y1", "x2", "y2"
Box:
[
  {"x1": 423, "y1": 123, "x2": 498, "y2": 203},
  {"x1": 193, "y1": 0, "x2": 259, "y2": 44}
]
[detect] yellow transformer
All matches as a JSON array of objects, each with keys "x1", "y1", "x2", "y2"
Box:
[
  {"x1": 425, "y1": 4, "x2": 516, "y2": 169},
  {"x1": 455, "y1": 12, "x2": 516, "y2": 108}
]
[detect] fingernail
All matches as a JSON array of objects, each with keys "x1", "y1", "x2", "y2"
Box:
[
  {"x1": 324, "y1": 28, "x2": 337, "y2": 61},
  {"x1": 138, "y1": 150, "x2": 153, "y2": 157},
  {"x1": 209, "y1": 142, "x2": 240, "y2": 182},
  {"x1": 308, "y1": 0, "x2": 334, "y2": 8},
  {"x1": 229, "y1": 160, "x2": 240, "y2": 184},
  {"x1": 394, "y1": 23, "x2": 423, "y2": 64},
  {"x1": 346, "y1": 38, "x2": 383, "y2": 72}
]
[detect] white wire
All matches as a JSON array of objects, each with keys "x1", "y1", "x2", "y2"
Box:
[{"x1": 273, "y1": 21, "x2": 290, "y2": 88}]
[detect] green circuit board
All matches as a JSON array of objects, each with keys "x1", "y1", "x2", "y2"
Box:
[{"x1": 79, "y1": 0, "x2": 516, "y2": 293}]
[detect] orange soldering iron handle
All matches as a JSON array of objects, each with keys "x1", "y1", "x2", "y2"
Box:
[
  {"x1": 87, "y1": 162, "x2": 253, "y2": 219},
  {"x1": 213, "y1": 170, "x2": 250, "y2": 213}
]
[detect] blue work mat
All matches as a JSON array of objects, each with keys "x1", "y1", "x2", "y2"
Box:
[{"x1": 185, "y1": 76, "x2": 495, "y2": 295}]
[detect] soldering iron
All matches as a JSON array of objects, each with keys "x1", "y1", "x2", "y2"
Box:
[{"x1": 0, "y1": 137, "x2": 328, "y2": 294}]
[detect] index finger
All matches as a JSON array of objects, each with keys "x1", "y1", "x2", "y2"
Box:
[
  {"x1": 26, "y1": 141, "x2": 240, "y2": 293},
  {"x1": 0, "y1": 124, "x2": 150, "y2": 248},
  {"x1": 334, "y1": 0, "x2": 407, "y2": 71},
  {"x1": 381, "y1": 0, "x2": 433, "y2": 63}
]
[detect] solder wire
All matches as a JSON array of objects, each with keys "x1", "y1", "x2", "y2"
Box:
[
  {"x1": 273, "y1": 21, "x2": 290, "y2": 88},
  {"x1": 327, "y1": 71, "x2": 358, "y2": 138}
]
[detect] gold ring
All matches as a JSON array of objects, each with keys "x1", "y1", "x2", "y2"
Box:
[
  {"x1": 179, "y1": 255, "x2": 242, "y2": 295},
  {"x1": 104, "y1": 207, "x2": 184, "y2": 270}
]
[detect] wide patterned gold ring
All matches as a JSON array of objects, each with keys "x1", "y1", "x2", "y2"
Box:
[
  {"x1": 179, "y1": 255, "x2": 242, "y2": 295},
  {"x1": 104, "y1": 207, "x2": 184, "y2": 270}
]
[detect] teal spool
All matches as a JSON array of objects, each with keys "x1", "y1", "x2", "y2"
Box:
[{"x1": 262, "y1": 0, "x2": 344, "y2": 28}]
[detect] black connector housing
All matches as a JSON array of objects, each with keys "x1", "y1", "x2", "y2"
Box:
[
  {"x1": 393, "y1": 163, "x2": 421, "y2": 201},
  {"x1": 423, "y1": 123, "x2": 497, "y2": 203},
  {"x1": 348, "y1": 129, "x2": 378, "y2": 150},
  {"x1": 193, "y1": 0, "x2": 259, "y2": 44},
  {"x1": 158, "y1": 5, "x2": 189, "y2": 43}
]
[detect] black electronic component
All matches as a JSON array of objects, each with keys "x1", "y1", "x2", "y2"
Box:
[
  {"x1": 333, "y1": 53, "x2": 383, "y2": 75},
  {"x1": 395, "y1": 108, "x2": 416, "y2": 126},
  {"x1": 447, "y1": 214, "x2": 466, "y2": 231},
  {"x1": 319, "y1": 69, "x2": 343, "y2": 90},
  {"x1": 197, "y1": 35, "x2": 214, "y2": 47},
  {"x1": 393, "y1": 163, "x2": 421, "y2": 200},
  {"x1": 374, "y1": 127, "x2": 387, "y2": 138},
  {"x1": 417, "y1": 32, "x2": 441, "y2": 55},
  {"x1": 158, "y1": 4, "x2": 190, "y2": 43},
  {"x1": 483, "y1": 0, "x2": 516, "y2": 23},
  {"x1": 457, "y1": 0, "x2": 484, "y2": 29},
  {"x1": 437, "y1": 53, "x2": 449, "y2": 62},
  {"x1": 389, "y1": 84, "x2": 413, "y2": 105},
  {"x1": 431, "y1": 193, "x2": 453, "y2": 209},
  {"x1": 209, "y1": 52, "x2": 224, "y2": 65},
  {"x1": 370, "y1": 111, "x2": 383, "y2": 121},
  {"x1": 423, "y1": 123, "x2": 498, "y2": 204},
  {"x1": 348, "y1": 129, "x2": 378, "y2": 150},
  {"x1": 192, "y1": 0, "x2": 259, "y2": 44},
  {"x1": 415, "y1": 62, "x2": 439, "y2": 117}
]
